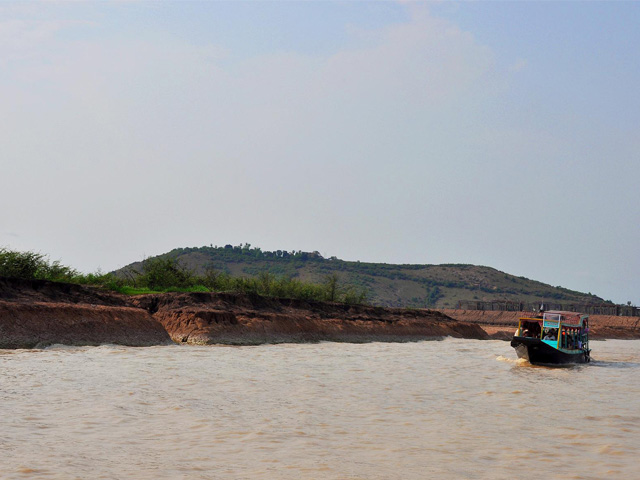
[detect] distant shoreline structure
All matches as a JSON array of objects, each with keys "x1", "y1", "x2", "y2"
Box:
[{"x1": 456, "y1": 300, "x2": 639, "y2": 317}]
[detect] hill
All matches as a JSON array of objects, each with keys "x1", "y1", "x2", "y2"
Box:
[{"x1": 117, "y1": 244, "x2": 606, "y2": 308}]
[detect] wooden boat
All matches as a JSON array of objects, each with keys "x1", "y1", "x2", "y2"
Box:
[{"x1": 510, "y1": 311, "x2": 591, "y2": 366}]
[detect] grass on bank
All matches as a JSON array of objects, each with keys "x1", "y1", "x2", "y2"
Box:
[{"x1": 0, "y1": 248, "x2": 368, "y2": 305}]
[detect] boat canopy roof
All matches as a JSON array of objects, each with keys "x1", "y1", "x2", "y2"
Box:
[
  {"x1": 542, "y1": 311, "x2": 587, "y2": 326},
  {"x1": 518, "y1": 310, "x2": 588, "y2": 327}
]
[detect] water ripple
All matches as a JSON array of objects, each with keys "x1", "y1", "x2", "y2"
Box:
[{"x1": 0, "y1": 339, "x2": 638, "y2": 479}]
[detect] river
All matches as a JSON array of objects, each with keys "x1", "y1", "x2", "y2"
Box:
[{"x1": 1, "y1": 339, "x2": 639, "y2": 479}]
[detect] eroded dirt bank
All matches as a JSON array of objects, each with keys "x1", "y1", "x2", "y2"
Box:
[
  {"x1": 132, "y1": 292, "x2": 489, "y2": 345},
  {"x1": 0, "y1": 278, "x2": 171, "y2": 348},
  {"x1": 0, "y1": 278, "x2": 488, "y2": 348},
  {"x1": 436, "y1": 309, "x2": 640, "y2": 340}
]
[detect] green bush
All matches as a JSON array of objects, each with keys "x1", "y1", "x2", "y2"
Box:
[
  {"x1": 136, "y1": 257, "x2": 196, "y2": 289},
  {"x1": 0, "y1": 248, "x2": 77, "y2": 281}
]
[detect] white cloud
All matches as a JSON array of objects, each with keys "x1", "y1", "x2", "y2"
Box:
[
  {"x1": 0, "y1": 4, "x2": 503, "y2": 270},
  {"x1": 0, "y1": 18, "x2": 93, "y2": 64},
  {"x1": 509, "y1": 58, "x2": 528, "y2": 72}
]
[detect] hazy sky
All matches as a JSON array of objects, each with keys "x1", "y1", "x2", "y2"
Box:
[{"x1": 1, "y1": 1, "x2": 638, "y2": 304}]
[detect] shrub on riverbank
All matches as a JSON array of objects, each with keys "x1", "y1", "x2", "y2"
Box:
[{"x1": 0, "y1": 248, "x2": 77, "y2": 281}]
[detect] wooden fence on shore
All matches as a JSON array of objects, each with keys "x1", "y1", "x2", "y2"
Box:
[{"x1": 456, "y1": 300, "x2": 640, "y2": 317}]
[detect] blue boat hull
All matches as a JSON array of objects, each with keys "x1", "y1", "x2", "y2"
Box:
[{"x1": 511, "y1": 336, "x2": 590, "y2": 366}]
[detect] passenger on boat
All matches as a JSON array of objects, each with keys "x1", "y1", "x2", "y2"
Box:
[{"x1": 520, "y1": 321, "x2": 542, "y2": 338}]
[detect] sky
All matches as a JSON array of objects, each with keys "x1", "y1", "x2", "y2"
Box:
[{"x1": 1, "y1": 1, "x2": 638, "y2": 305}]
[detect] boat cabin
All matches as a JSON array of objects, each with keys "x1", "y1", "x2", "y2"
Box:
[{"x1": 516, "y1": 311, "x2": 589, "y2": 353}]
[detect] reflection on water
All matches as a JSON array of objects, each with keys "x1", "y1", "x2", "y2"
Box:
[{"x1": 1, "y1": 339, "x2": 639, "y2": 479}]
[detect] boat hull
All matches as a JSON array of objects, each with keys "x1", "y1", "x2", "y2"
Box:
[{"x1": 511, "y1": 336, "x2": 589, "y2": 366}]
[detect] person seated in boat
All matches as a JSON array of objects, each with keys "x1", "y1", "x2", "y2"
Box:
[
  {"x1": 543, "y1": 329, "x2": 553, "y2": 340},
  {"x1": 545, "y1": 329, "x2": 557, "y2": 341},
  {"x1": 567, "y1": 336, "x2": 574, "y2": 349},
  {"x1": 560, "y1": 331, "x2": 573, "y2": 348},
  {"x1": 520, "y1": 321, "x2": 541, "y2": 338}
]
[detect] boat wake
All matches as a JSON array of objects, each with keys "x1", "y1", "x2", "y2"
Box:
[{"x1": 496, "y1": 355, "x2": 529, "y2": 366}]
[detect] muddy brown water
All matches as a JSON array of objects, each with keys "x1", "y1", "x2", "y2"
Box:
[{"x1": 1, "y1": 339, "x2": 639, "y2": 479}]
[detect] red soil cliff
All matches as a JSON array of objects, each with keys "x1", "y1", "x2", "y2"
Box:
[
  {"x1": 132, "y1": 292, "x2": 489, "y2": 345},
  {"x1": 0, "y1": 278, "x2": 171, "y2": 348}
]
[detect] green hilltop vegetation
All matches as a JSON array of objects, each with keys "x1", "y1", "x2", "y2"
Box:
[
  {"x1": 117, "y1": 244, "x2": 607, "y2": 308},
  {"x1": 0, "y1": 247, "x2": 366, "y2": 304}
]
